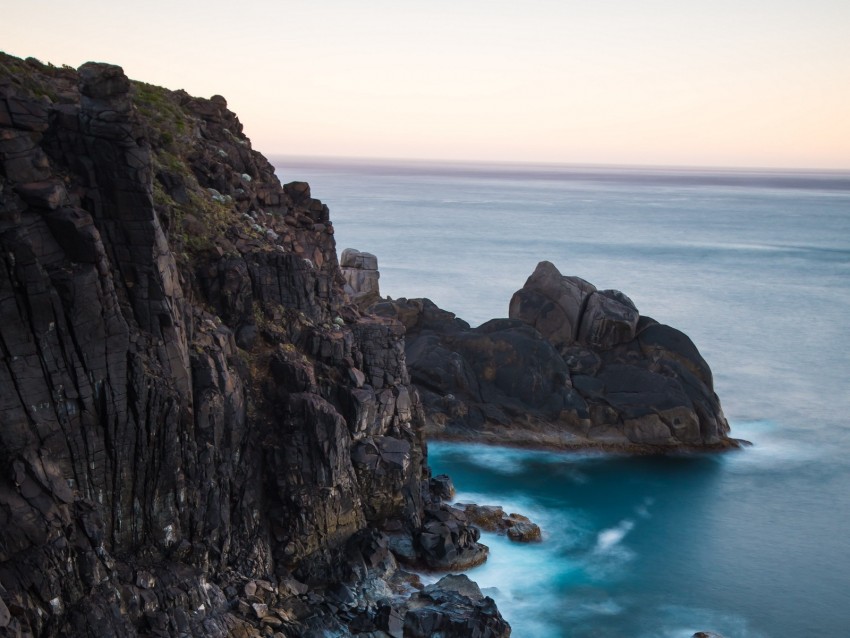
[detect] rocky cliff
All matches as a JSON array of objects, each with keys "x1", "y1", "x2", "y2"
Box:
[
  {"x1": 0, "y1": 54, "x2": 508, "y2": 637},
  {"x1": 371, "y1": 262, "x2": 738, "y2": 452}
]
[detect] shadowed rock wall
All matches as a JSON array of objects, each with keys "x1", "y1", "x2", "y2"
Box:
[{"x1": 0, "y1": 54, "x2": 505, "y2": 637}]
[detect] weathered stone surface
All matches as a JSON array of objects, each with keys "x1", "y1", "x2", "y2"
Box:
[
  {"x1": 429, "y1": 474, "x2": 456, "y2": 501},
  {"x1": 0, "y1": 129, "x2": 51, "y2": 182},
  {"x1": 341, "y1": 246, "x2": 378, "y2": 271},
  {"x1": 457, "y1": 504, "x2": 542, "y2": 543},
  {"x1": 13, "y1": 180, "x2": 67, "y2": 209},
  {"x1": 403, "y1": 574, "x2": 511, "y2": 637},
  {"x1": 373, "y1": 260, "x2": 736, "y2": 451},
  {"x1": 341, "y1": 247, "x2": 381, "y2": 309},
  {"x1": 0, "y1": 52, "x2": 497, "y2": 638},
  {"x1": 0, "y1": 597, "x2": 9, "y2": 628},
  {"x1": 507, "y1": 520, "x2": 542, "y2": 542},
  {"x1": 578, "y1": 289, "x2": 640, "y2": 348},
  {"x1": 509, "y1": 261, "x2": 640, "y2": 350},
  {"x1": 508, "y1": 260, "x2": 596, "y2": 349},
  {"x1": 352, "y1": 435, "x2": 412, "y2": 522},
  {"x1": 424, "y1": 573, "x2": 485, "y2": 601},
  {"x1": 416, "y1": 505, "x2": 488, "y2": 571}
]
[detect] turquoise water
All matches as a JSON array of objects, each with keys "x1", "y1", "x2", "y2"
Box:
[{"x1": 272, "y1": 157, "x2": 850, "y2": 637}]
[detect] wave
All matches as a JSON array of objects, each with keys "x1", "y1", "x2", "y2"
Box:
[
  {"x1": 724, "y1": 420, "x2": 824, "y2": 471},
  {"x1": 635, "y1": 497, "x2": 655, "y2": 519},
  {"x1": 645, "y1": 604, "x2": 770, "y2": 638},
  {"x1": 594, "y1": 519, "x2": 635, "y2": 553}
]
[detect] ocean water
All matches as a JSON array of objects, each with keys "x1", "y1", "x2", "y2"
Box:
[{"x1": 271, "y1": 157, "x2": 850, "y2": 637}]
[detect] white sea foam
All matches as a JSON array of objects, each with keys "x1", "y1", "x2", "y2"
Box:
[
  {"x1": 635, "y1": 497, "x2": 654, "y2": 519},
  {"x1": 595, "y1": 519, "x2": 635, "y2": 553},
  {"x1": 461, "y1": 532, "x2": 574, "y2": 636},
  {"x1": 582, "y1": 518, "x2": 638, "y2": 581},
  {"x1": 724, "y1": 420, "x2": 823, "y2": 471},
  {"x1": 579, "y1": 599, "x2": 624, "y2": 616},
  {"x1": 435, "y1": 441, "x2": 530, "y2": 475},
  {"x1": 436, "y1": 440, "x2": 605, "y2": 479},
  {"x1": 451, "y1": 489, "x2": 582, "y2": 548},
  {"x1": 646, "y1": 604, "x2": 770, "y2": 638}
]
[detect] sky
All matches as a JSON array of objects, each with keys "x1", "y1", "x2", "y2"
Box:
[{"x1": 2, "y1": 0, "x2": 849, "y2": 169}]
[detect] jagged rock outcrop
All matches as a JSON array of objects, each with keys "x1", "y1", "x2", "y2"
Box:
[
  {"x1": 373, "y1": 261, "x2": 736, "y2": 451},
  {"x1": 403, "y1": 575, "x2": 510, "y2": 638},
  {"x1": 341, "y1": 247, "x2": 380, "y2": 309},
  {"x1": 509, "y1": 260, "x2": 640, "y2": 350},
  {"x1": 0, "y1": 54, "x2": 507, "y2": 637},
  {"x1": 455, "y1": 505, "x2": 542, "y2": 543}
]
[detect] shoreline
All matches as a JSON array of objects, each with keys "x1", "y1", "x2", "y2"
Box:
[{"x1": 426, "y1": 428, "x2": 749, "y2": 457}]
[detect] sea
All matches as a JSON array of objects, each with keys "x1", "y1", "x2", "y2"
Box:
[{"x1": 271, "y1": 156, "x2": 850, "y2": 638}]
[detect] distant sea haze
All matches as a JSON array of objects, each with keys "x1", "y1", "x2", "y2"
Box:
[
  {"x1": 273, "y1": 155, "x2": 850, "y2": 191},
  {"x1": 273, "y1": 156, "x2": 850, "y2": 637}
]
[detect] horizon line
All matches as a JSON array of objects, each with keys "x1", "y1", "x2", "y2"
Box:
[{"x1": 267, "y1": 152, "x2": 850, "y2": 176}]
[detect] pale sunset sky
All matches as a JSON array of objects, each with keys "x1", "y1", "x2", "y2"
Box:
[{"x1": 3, "y1": 0, "x2": 849, "y2": 169}]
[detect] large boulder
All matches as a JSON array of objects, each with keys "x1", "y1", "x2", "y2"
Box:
[
  {"x1": 508, "y1": 260, "x2": 596, "y2": 348},
  {"x1": 415, "y1": 505, "x2": 489, "y2": 571},
  {"x1": 509, "y1": 260, "x2": 639, "y2": 350},
  {"x1": 403, "y1": 574, "x2": 511, "y2": 638}
]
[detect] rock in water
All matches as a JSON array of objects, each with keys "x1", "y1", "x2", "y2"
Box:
[
  {"x1": 0, "y1": 53, "x2": 507, "y2": 637},
  {"x1": 457, "y1": 504, "x2": 543, "y2": 542},
  {"x1": 376, "y1": 262, "x2": 737, "y2": 451}
]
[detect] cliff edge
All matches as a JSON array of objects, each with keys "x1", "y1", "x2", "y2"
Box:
[{"x1": 0, "y1": 54, "x2": 508, "y2": 637}]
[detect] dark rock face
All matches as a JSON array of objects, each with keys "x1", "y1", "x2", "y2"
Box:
[
  {"x1": 508, "y1": 260, "x2": 640, "y2": 350},
  {"x1": 403, "y1": 575, "x2": 511, "y2": 638},
  {"x1": 375, "y1": 262, "x2": 736, "y2": 451},
  {"x1": 0, "y1": 54, "x2": 506, "y2": 637},
  {"x1": 456, "y1": 504, "x2": 542, "y2": 543}
]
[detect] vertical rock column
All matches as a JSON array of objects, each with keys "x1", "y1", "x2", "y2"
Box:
[{"x1": 341, "y1": 248, "x2": 381, "y2": 309}]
